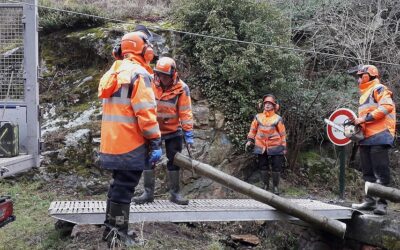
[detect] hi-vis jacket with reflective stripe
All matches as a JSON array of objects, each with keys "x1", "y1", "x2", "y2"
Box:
[
  {"x1": 98, "y1": 55, "x2": 161, "y2": 170},
  {"x1": 358, "y1": 79, "x2": 396, "y2": 146},
  {"x1": 152, "y1": 79, "x2": 193, "y2": 139},
  {"x1": 247, "y1": 111, "x2": 286, "y2": 155}
]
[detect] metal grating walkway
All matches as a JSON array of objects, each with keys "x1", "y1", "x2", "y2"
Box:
[{"x1": 49, "y1": 199, "x2": 354, "y2": 225}]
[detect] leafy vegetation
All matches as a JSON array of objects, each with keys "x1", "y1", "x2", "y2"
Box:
[
  {"x1": 171, "y1": 0, "x2": 359, "y2": 170},
  {"x1": 38, "y1": 0, "x2": 171, "y2": 33},
  {"x1": 172, "y1": 0, "x2": 303, "y2": 146}
]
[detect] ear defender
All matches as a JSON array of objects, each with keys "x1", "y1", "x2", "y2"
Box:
[
  {"x1": 143, "y1": 45, "x2": 155, "y2": 64},
  {"x1": 275, "y1": 102, "x2": 280, "y2": 112},
  {"x1": 171, "y1": 65, "x2": 178, "y2": 83},
  {"x1": 112, "y1": 44, "x2": 123, "y2": 60}
]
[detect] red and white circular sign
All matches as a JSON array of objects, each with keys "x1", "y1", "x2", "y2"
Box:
[{"x1": 326, "y1": 108, "x2": 357, "y2": 146}]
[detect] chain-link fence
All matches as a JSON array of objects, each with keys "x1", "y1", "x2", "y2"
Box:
[{"x1": 0, "y1": 3, "x2": 24, "y2": 101}]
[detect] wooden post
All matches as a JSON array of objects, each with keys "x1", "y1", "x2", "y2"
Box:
[{"x1": 174, "y1": 153, "x2": 347, "y2": 238}]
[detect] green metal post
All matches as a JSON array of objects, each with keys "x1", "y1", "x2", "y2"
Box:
[{"x1": 338, "y1": 146, "x2": 346, "y2": 199}]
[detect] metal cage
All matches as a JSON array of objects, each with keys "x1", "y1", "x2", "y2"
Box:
[{"x1": 0, "y1": 0, "x2": 39, "y2": 178}]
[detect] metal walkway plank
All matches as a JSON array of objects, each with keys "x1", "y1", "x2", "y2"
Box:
[
  {"x1": 49, "y1": 199, "x2": 354, "y2": 225},
  {"x1": 0, "y1": 154, "x2": 34, "y2": 178}
]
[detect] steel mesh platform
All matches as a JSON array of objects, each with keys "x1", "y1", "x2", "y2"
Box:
[{"x1": 49, "y1": 199, "x2": 354, "y2": 225}]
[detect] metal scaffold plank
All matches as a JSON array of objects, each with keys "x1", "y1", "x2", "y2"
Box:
[{"x1": 49, "y1": 199, "x2": 354, "y2": 225}]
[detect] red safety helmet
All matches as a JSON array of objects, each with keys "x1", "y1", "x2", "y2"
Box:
[
  {"x1": 357, "y1": 65, "x2": 379, "y2": 77},
  {"x1": 262, "y1": 94, "x2": 280, "y2": 111},
  {"x1": 154, "y1": 57, "x2": 178, "y2": 83},
  {"x1": 112, "y1": 31, "x2": 154, "y2": 63}
]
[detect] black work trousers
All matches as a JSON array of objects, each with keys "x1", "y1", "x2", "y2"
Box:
[
  {"x1": 165, "y1": 135, "x2": 183, "y2": 171},
  {"x1": 107, "y1": 170, "x2": 142, "y2": 204},
  {"x1": 359, "y1": 145, "x2": 391, "y2": 204},
  {"x1": 257, "y1": 153, "x2": 284, "y2": 172}
]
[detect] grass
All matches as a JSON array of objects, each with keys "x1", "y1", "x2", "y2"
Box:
[
  {"x1": 0, "y1": 176, "x2": 106, "y2": 249},
  {"x1": 283, "y1": 186, "x2": 308, "y2": 197},
  {"x1": 0, "y1": 178, "x2": 71, "y2": 249}
]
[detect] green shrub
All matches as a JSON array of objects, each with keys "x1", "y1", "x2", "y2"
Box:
[
  {"x1": 172, "y1": 0, "x2": 303, "y2": 146},
  {"x1": 39, "y1": 3, "x2": 106, "y2": 33}
]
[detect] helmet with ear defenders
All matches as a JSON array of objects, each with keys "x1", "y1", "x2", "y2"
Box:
[
  {"x1": 263, "y1": 94, "x2": 280, "y2": 111},
  {"x1": 356, "y1": 65, "x2": 379, "y2": 84},
  {"x1": 112, "y1": 31, "x2": 154, "y2": 62},
  {"x1": 357, "y1": 65, "x2": 379, "y2": 78},
  {"x1": 154, "y1": 57, "x2": 178, "y2": 83}
]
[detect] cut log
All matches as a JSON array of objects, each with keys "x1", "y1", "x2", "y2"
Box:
[
  {"x1": 365, "y1": 182, "x2": 400, "y2": 203},
  {"x1": 174, "y1": 153, "x2": 347, "y2": 238}
]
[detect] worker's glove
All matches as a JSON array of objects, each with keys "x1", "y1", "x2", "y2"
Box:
[
  {"x1": 149, "y1": 139, "x2": 162, "y2": 164},
  {"x1": 353, "y1": 116, "x2": 366, "y2": 125},
  {"x1": 245, "y1": 141, "x2": 254, "y2": 152},
  {"x1": 184, "y1": 130, "x2": 194, "y2": 147}
]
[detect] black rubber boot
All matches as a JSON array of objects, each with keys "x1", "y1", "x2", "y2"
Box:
[
  {"x1": 168, "y1": 170, "x2": 189, "y2": 205},
  {"x1": 351, "y1": 196, "x2": 376, "y2": 210},
  {"x1": 272, "y1": 172, "x2": 280, "y2": 195},
  {"x1": 373, "y1": 201, "x2": 387, "y2": 215},
  {"x1": 260, "y1": 170, "x2": 270, "y2": 191},
  {"x1": 102, "y1": 199, "x2": 111, "y2": 241},
  {"x1": 105, "y1": 201, "x2": 136, "y2": 247},
  {"x1": 133, "y1": 170, "x2": 155, "y2": 204}
]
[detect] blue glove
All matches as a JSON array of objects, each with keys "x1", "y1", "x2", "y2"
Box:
[
  {"x1": 184, "y1": 130, "x2": 194, "y2": 145},
  {"x1": 148, "y1": 138, "x2": 162, "y2": 164},
  {"x1": 149, "y1": 148, "x2": 162, "y2": 164}
]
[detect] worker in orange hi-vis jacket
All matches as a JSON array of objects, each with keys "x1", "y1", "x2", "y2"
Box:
[
  {"x1": 351, "y1": 65, "x2": 396, "y2": 216},
  {"x1": 245, "y1": 94, "x2": 287, "y2": 195},
  {"x1": 98, "y1": 29, "x2": 161, "y2": 246},
  {"x1": 133, "y1": 57, "x2": 194, "y2": 206}
]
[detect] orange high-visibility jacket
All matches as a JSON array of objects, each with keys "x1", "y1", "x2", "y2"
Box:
[
  {"x1": 152, "y1": 79, "x2": 193, "y2": 138},
  {"x1": 99, "y1": 55, "x2": 161, "y2": 170},
  {"x1": 358, "y1": 79, "x2": 396, "y2": 146},
  {"x1": 247, "y1": 111, "x2": 287, "y2": 155}
]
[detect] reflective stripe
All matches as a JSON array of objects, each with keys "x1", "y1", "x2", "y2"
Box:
[
  {"x1": 102, "y1": 114, "x2": 137, "y2": 123},
  {"x1": 359, "y1": 103, "x2": 378, "y2": 110},
  {"x1": 268, "y1": 132, "x2": 280, "y2": 138},
  {"x1": 143, "y1": 124, "x2": 160, "y2": 137},
  {"x1": 256, "y1": 132, "x2": 267, "y2": 138},
  {"x1": 132, "y1": 68, "x2": 152, "y2": 88},
  {"x1": 121, "y1": 84, "x2": 129, "y2": 98},
  {"x1": 133, "y1": 101, "x2": 156, "y2": 111},
  {"x1": 158, "y1": 113, "x2": 178, "y2": 119},
  {"x1": 142, "y1": 75, "x2": 152, "y2": 88},
  {"x1": 388, "y1": 113, "x2": 396, "y2": 120},
  {"x1": 259, "y1": 124, "x2": 275, "y2": 130},
  {"x1": 103, "y1": 97, "x2": 131, "y2": 105},
  {"x1": 378, "y1": 106, "x2": 389, "y2": 115},
  {"x1": 279, "y1": 132, "x2": 286, "y2": 136},
  {"x1": 157, "y1": 100, "x2": 176, "y2": 108},
  {"x1": 179, "y1": 105, "x2": 191, "y2": 111},
  {"x1": 181, "y1": 120, "x2": 193, "y2": 125},
  {"x1": 379, "y1": 98, "x2": 394, "y2": 105}
]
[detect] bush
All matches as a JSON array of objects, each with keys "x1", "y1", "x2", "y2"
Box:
[
  {"x1": 39, "y1": 3, "x2": 106, "y2": 33},
  {"x1": 172, "y1": 0, "x2": 303, "y2": 146},
  {"x1": 172, "y1": 0, "x2": 363, "y2": 170},
  {"x1": 38, "y1": 0, "x2": 172, "y2": 34}
]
